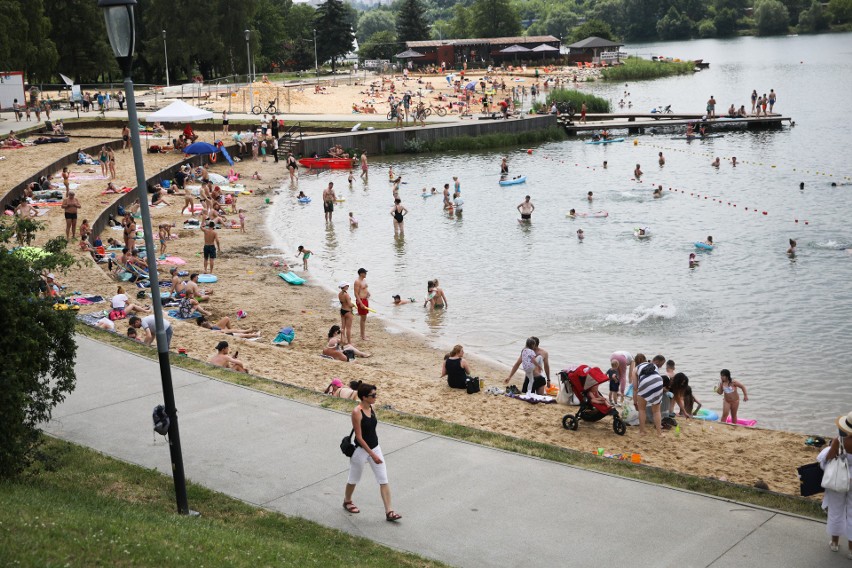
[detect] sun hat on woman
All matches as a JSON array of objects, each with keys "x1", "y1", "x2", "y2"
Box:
[{"x1": 837, "y1": 411, "x2": 852, "y2": 435}]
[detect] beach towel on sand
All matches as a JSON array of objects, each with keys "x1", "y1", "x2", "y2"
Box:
[
  {"x1": 506, "y1": 392, "x2": 556, "y2": 404},
  {"x1": 272, "y1": 326, "x2": 295, "y2": 345},
  {"x1": 167, "y1": 309, "x2": 202, "y2": 320}
]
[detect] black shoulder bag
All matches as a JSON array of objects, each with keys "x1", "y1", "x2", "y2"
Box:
[{"x1": 340, "y1": 429, "x2": 356, "y2": 457}]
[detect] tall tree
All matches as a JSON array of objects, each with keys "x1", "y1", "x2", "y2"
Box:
[
  {"x1": 280, "y1": 3, "x2": 317, "y2": 71},
  {"x1": 396, "y1": 0, "x2": 430, "y2": 42},
  {"x1": 44, "y1": 0, "x2": 115, "y2": 83},
  {"x1": 754, "y1": 0, "x2": 790, "y2": 35},
  {"x1": 570, "y1": 19, "x2": 617, "y2": 43},
  {"x1": 797, "y1": 0, "x2": 830, "y2": 31},
  {"x1": 828, "y1": 0, "x2": 852, "y2": 23},
  {"x1": 357, "y1": 9, "x2": 396, "y2": 43},
  {"x1": 588, "y1": 0, "x2": 627, "y2": 38},
  {"x1": 4, "y1": 0, "x2": 58, "y2": 83},
  {"x1": 360, "y1": 30, "x2": 399, "y2": 60},
  {"x1": 470, "y1": 0, "x2": 522, "y2": 38},
  {"x1": 0, "y1": 218, "x2": 76, "y2": 478},
  {"x1": 449, "y1": 4, "x2": 473, "y2": 39},
  {"x1": 254, "y1": 0, "x2": 291, "y2": 73},
  {"x1": 314, "y1": 0, "x2": 355, "y2": 73},
  {"x1": 656, "y1": 6, "x2": 695, "y2": 39},
  {"x1": 622, "y1": 0, "x2": 666, "y2": 40}
]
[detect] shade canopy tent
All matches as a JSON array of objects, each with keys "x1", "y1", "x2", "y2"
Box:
[
  {"x1": 566, "y1": 36, "x2": 624, "y2": 62},
  {"x1": 394, "y1": 49, "x2": 425, "y2": 59},
  {"x1": 532, "y1": 43, "x2": 559, "y2": 60},
  {"x1": 145, "y1": 100, "x2": 213, "y2": 123},
  {"x1": 499, "y1": 44, "x2": 531, "y2": 62}
]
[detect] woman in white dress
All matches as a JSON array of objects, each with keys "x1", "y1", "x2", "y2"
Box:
[{"x1": 819, "y1": 410, "x2": 852, "y2": 558}]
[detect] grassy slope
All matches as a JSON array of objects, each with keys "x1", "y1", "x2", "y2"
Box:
[{"x1": 0, "y1": 437, "x2": 442, "y2": 567}]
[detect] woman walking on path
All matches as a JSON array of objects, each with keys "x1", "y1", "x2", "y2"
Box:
[
  {"x1": 343, "y1": 383, "x2": 402, "y2": 522},
  {"x1": 819, "y1": 411, "x2": 852, "y2": 558}
]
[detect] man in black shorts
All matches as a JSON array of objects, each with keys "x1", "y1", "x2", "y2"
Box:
[
  {"x1": 201, "y1": 221, "x2": 220, "y2": 274},
  {"x1": 517, "y1": 195, "x2": 534, "y2": 222},
  {"x1": 322, "y1": 182, "x2": 335, "y2": 222}
]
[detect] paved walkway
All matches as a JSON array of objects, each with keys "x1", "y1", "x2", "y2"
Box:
[{"x1": 45, "y1": 335, "x2": 843, "y2": 567}]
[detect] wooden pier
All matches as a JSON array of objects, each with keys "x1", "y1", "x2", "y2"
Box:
[{"x1": 556, "y1": 113, "x2": 792, "y2": 135}]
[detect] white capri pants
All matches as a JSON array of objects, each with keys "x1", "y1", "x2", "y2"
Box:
[{"x1": 347, "y1": 445, "x2": 388, "y2": 485}]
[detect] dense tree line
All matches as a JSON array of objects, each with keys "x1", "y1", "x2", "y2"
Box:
[{"x1": 2, "y1": 0, "x2": 849, "y2": 84}]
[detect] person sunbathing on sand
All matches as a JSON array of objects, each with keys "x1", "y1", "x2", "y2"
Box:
[
  {"x1": 209, "y1": 341, "x2": 249, "y2": 373},
  {"x1": 323, "y1": 325, "x2": 370, "y2": 361},
  {"x1": 324, "y1": 378, "x2": 360, "y2": 400},
  {"x1": 196, "y1": 316, "x2": 260, "y2": 338}
]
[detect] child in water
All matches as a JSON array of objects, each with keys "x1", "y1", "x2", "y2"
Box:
[
  {"x1": 716, "y1": 369, "x2": 748, "y2": 424},
  {"x1": 296, "y1": 245, "x2": 312, "y2": 270},
  {"x1": 349, "y1": 212, "x2": 358, "y2": 227},
  {"x1": 689, "y1": 253, "x2": 699, "y2": 268},
  {"x1": 787, "y1": 238, "x2": 796, "y2": 256},
  {"x1": 577, "y1": 228, "x2": 584, "y2": 241}
]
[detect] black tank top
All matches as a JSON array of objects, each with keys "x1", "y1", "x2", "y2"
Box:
[
  {"x1": 359, "y1": 408, "x2": 378, "y2": 449},
  {"x1": 446, "y1": 357, "x2": 467, "y2": 389}
]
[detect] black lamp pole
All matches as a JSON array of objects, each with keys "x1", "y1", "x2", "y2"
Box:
[{"x1": 98, "y1": 0, "x2": 191, "y2": 516}]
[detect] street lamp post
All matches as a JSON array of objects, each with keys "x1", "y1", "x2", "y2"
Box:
[
  {"x1": 98, "y1": 0, "x2": 191, "y2": 516},
  {"x1": 313, "y1": 28, "x2": 319, "y2": 79},
  {"x1": 245, "y1": 29, "x2": 253, "y2": 111},
  {"x1": 162, "y1": 30, "x2": 169, "y2": 88}
]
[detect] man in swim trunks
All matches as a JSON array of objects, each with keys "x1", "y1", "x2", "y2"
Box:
[
  {"x1": 322, "y1": 182, "x2": 335, "y2": 222},
  {"x1": 517, "y1": 195, "x2": 534, "y2": 221},
  {"x1": 338, "y1": 281, "x2": 354, "y2": 344},
  {"x1": 201, "y1": 221, "x2": 220, "y2": 274},
  {"x1": 61, "y1": 191, "x2": 81, "y2": 239},
  {"x1": 353, "y1": 268, "x2": 370, "y2": 341},
  {"x1": 209, "y1": 341, "x2": 248, "y2": 373},
  {"x1": 360, "y1": 152, "x2": 368, "y2": 179}
]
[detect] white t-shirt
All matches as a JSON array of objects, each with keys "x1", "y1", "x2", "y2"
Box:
[
  {"x1": 140, "y1": 314, "x2": 170, "y2": 331},
  {"x1": 111, "y1": 293, "x2": 128, "y2": 309}
]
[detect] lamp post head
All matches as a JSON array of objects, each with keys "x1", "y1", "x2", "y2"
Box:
[
  {"x1": 98, "y1": 0, "x2": 137, "y2": 76},
  {"x1": 162, "y1": 29, "x2": 166, "y2": 39},
  {"x1": 244, "y1": 29, "x2": 251, "y2": 41}
]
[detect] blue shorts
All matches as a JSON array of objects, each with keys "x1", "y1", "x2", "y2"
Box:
[{"x1": 609, "y1": 379, "x2": 619, "y2": 392}]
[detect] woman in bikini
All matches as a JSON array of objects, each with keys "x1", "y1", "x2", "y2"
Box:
[
  {"x1": 323, "y1": 325, "x2": 371, "y2": 362},
  {"x1": 716, "y1": 369, "x2": 748, "y2": 424},
  {"x1": 338, "y1": 282, "x2": 354, "y2": 344},
  {"x1": 324, "y1": 378, "x2": 361, "y2": 400}
]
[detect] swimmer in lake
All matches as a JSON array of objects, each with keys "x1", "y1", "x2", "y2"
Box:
[
  {"x1": 689, "y1": 253, "x2": 699, "y2": 268},
  {"x1": 500, "y1": 157, "x2": 508, "y2": 175},
  {"x1": 603, "y1": 160, "x2": 608, "y2": 169},
  {"x1": 731, "y1": 156, "x2": 737, "y2": 167},
  {"x1": 577, "y1": 228, "x2": 584, "y2": 241},
  {"x1": 705, "y1": 235, "x2": 714, "y2": 246},
  {"x1": 587, "y1": 191, "x2": 593, "y2": 202},
  {"x1": 392, "y1": 295, "x2": 415, "y2": 305},
  {"x1": 658, "y1": 152, "x2": 665, "y2": 166},
  {"x1": 634, "y1": 164, "x2": 643, "y2": 179},
  {"x1": 517, "y1": 195, "x2": 534, "y2": 221},
  {"x1": 787, "y1": 238, "x2": 797, "y2": 256},
  {"x1": 653, "y1": 186, "x2": 662, "y2": 198},
  {"x1": 568, "y1": 208, "x2": 576, "y2": 218},
  {"x1": 711, "y1": 157, "x2": 721, "y2": 167}
]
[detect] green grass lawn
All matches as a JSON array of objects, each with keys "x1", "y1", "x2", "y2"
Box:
[{"x1": 0, "y1": 436, "x2": 443, "y2": 567}]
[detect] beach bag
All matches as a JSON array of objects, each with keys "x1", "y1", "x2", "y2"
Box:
[
  {"x1": 465, "y1": 376, "x2": 480, "y2": 394},
  {"x1": 152, "y1": 404, "x2": 170, "y2": 435},
  {"x1": 108, "y1": 308, "x2": 126, "y2": 321},
  {"x1": 556, "y1": 377, "x2": 571, "y2": 405},
  {"x1": 797, "y1": 462, "x2": 825, "y2": 497},
  {"x1": 821, "y1": 445, "x2": 850, "y2": 493},
  {"x1": 340, "y1": 429, "x2": 356, "y2": 457}
]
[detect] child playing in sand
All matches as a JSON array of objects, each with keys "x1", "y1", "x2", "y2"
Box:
[
  {"x1": 238, "y1": 209, "x2": 246, "y2": 233},
  {"x1": 261, "y1": 139, "x2": 268, "y2": 162},
  {"x1": 349, "y1": 212, "x2": 358, "y2": 227},
  {"x1": 716, "y1": 369, "x2": 748, "y2": 424},
  {"x1": 158, "y1": 223, "x2": 173, "y2": 258},
  {"x1": 607, "y1": 366, "x2": 619, "y2": 405},
  {"x1": 297, "y1": 245, "x2": 312, "y2": 270},
  {"x1": 251, "y1": 171, "x2": 262, "y2": 180}
]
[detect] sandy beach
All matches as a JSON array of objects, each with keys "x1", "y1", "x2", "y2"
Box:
[{"x1": 3, "y1": 117, "x2": 821, "y2": 499}]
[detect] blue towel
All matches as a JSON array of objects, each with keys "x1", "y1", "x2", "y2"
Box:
[{"x1": 167, "y1": 309, "x2": 201, "y2": 320}]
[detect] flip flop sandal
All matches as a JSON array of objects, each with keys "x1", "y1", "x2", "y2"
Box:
[
  {"x1": 385, "y1": 511, "x2": 402, "y2": 522},
  {"x1": 342, "y1": 501, "x2": 359, "y2": 514}
]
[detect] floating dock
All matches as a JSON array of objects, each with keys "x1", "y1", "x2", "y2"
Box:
[{"x1": 557, "y1": 113, "x2": 792, "y2": 135}]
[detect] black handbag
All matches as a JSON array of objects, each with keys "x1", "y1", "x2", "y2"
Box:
[
  {"x1": 466, "y1": 376, "x2": 480, "y2": 394},
  {"x1": 340, "y1": 429, "x2": 356, "y2": 457},
  {"x1": 797, "y1": 461, "x2": 825, "y2": 496}
]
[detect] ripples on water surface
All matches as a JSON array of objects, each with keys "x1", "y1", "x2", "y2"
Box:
[{"x1": 270, "y1": 34, "x2": 852, "y2": 435}]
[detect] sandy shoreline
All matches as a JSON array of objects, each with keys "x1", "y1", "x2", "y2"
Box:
[{"x1": 5, "y1": 124, "x2": 822, "y2": 498}]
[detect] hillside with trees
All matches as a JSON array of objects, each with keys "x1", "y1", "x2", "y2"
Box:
[{"x1": 3, "y1": 0, "x2": 850, "y2": 84}]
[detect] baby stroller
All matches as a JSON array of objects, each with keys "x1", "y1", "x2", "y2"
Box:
[{"x1": 558, "y1": 365, "x2": 626, "y2": 435}]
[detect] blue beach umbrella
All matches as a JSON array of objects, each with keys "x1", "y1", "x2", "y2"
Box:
[{"x1": 183, "y1": 141, "x2": 219, "y2": 155}]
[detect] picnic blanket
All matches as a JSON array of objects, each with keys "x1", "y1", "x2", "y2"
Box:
[
  {"x1": 505, "y1": 392, "x2": 556, "y2": 404},
  {"x1": 167, "y1": 309, "x2": 202, "y2": 320}
]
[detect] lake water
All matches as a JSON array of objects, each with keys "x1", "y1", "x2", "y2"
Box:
[{"x1": 269, "y1": 33, "x2": 852, "y2": 436}]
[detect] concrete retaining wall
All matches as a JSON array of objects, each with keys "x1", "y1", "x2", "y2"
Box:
[{"x1": 300, "y1": 115, "x2": 557, "y2": 156}]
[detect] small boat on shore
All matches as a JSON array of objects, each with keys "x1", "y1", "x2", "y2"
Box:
[{"x1": 298, "y1": 157, "x2": 354, "y2": 169}]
